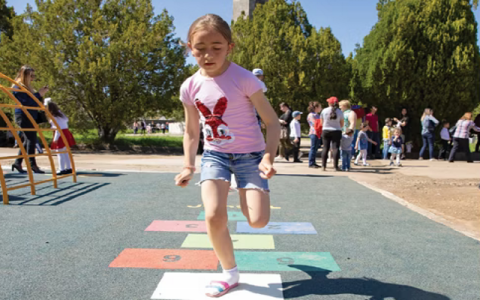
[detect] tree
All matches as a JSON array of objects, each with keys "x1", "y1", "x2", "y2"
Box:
[
  {"x1": 0, "y1": 0, "x2": 187, "y2": 143},
  {"x1": 231, "y1": 0, "x2": 350, "y2": 112},
  {"x1": 352, "y1": 0, "x2": 480, "y2": 137},
  {"x1": 0, "y1": 0, "x2": 14, "y2": 40}
]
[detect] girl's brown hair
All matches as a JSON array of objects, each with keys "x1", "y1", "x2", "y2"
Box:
[
  {"x1": 187, "y1": 14, "x2": 232, "y2": 44},
  {"x1": 12, "y1": 65, "x2": 35, "y2": 92},
  {"x1": 460, "y1": 112, "x2": 472, "y2": 121},
  {"x1": 47, "y1": 102, "x2": 65, "y2": 118},
  {"x1": 308, "y1": 101, "x2": 321, "y2": 113}
]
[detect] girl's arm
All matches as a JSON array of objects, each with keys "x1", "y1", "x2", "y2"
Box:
[
  {"x1": 182, "y1": 103, "x2": 200, "y2": 168},
  {"x1": 175, "y1": 103, "x2": 200, "y2": 187},
  {"x1": 431, "y1": 115, "x2": 439, "y2": 125},
  {"x1": 250, "y1": 90, "x2": 281, "y2": 171}
]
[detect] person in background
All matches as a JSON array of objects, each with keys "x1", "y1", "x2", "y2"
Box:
[
  {"x1": 307, "y1": 101, "x2": 322, "y2": 168},
  {"x1": 252, "y1": 69, "x2": 267, "y2": 93},
  {"x1": 289, "y1": 111, "x2": 303, "y2": 163},
  {"x1": 474, "y1": 113, "x2": 480, "y2": 153},
  {"x1": 355, "y1": 122, "x2": 378, "y2": 166},
  {"x1": 438, "y1": 121, "x2": 451, "y2": 160},
  {"x1": 365, "y1": 106, "x2": 380, "y2": 159},
  {"x1": 11, "y1": 65, "x2": 48, "y2": 174},
  {"x1": 133, "y1": 121, "x2": 139, "y2": 134},
  {"x1": 276, "y1": 102, "x2": 293, "y2": 161},
  {"x1": 449, "y1": 112, "x2": 480, "y2": 163},
  {"x1": 419, "y1": 108, "x2": 439, "y2": 160},
  {"x1": 341, "y1": 129, "x2": 354, "y2": 171},
  {"x1": 47, "y1": 100, "x2": 76, "y2": 175},
  {"x1": 161, "y1": 123, "x2": 166, "y2": 134},
  {"x1": 320, "y1": 97, "x2": 344, "y2": 171},
  {"x1": 141, "y1": 120, "x2": 146, "y2": 135},
  {"x1": 382, "y1": 118, "x2": 393, "y2": 160},
  {"x1": 339, "y1": 100, "x2": 357, "y2": 165},
  {"x1": 389, "y1": 127, "x2": 404, "y2": 167},
  {"x1": 394, "y1": 108, "x2": 409, "y2": 159}
]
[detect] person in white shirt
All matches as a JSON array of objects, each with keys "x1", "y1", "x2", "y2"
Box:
[
  {"x1": 438, "y1": 121, "x2": 451, "y2": 160},
  {"x1": 289, "y1": 111, "x2": 303, "y2": 163},
  {"x1": 46, "y1": 100, "x2": 76, "y2": 175}
]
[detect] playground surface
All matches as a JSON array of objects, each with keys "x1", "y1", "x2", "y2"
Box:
[{"x1": 1, "y1": 168, "x2": 479, "y2": 299}]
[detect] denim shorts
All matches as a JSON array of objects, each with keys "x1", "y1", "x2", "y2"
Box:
[{"x1": 200, "y1": 150, "x2": 269, "y2": 191}]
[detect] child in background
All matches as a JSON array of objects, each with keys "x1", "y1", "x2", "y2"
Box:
[
  {"x1": 389, "y1": 127, "x2": 404, "y2": 166},
  {"x1": 382, "y1": 118, "x2": 392, "y2": 159},
  {"x1": 174, "y1": 14, "x2": 280, "y2": 298},
  {"x1": 355, "y1": 122, "x2": 377, "y2": 166},
  {"x1": 47, "y1": 101, "x2": 76, "y2": 175},
  {"x1": 289, "y1": 111, "x2": 302, "y2": 163},
  {"x1": 341, "y1": 129, "x2": 354, "y2": 171},
  {"x1": 438, "y1": 121, "x2": 451, "y2": 160}
]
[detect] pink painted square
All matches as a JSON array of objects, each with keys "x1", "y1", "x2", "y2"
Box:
[{"x1": 145, "y1": 220, "x2": 207, "y2": 232}]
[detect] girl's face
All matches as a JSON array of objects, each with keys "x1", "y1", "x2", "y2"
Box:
[
  {"x1": 315, "y1": 106, "x2": 322, "y2": 113},
  {"x1": 395, "y1": 131, "x2": 400, "y2": 137},
  {"x1": 189, "y1": 28, "x2": 234, "y2": 76}
]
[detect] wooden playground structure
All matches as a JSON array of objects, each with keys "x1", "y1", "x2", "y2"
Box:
[{"x1": 0, "y1": 72, "x2": 76, "y2": 205}]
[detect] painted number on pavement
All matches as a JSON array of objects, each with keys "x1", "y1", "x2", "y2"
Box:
[{"x1": 163, "y1": 255, "x2": 181, "y2": 262}]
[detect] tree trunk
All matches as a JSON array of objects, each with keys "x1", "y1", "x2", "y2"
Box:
[{"x1": 97, "y1": 126, "x2": 118, "y2": 144}]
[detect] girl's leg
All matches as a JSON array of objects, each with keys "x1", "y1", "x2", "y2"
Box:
[
  {"x1": 239, "y1": 189, "x2": 270, "y2": 228},
  {"x1": 57, "y1": 147, "x2": 66, "y2": 170},
  {"x1": 64, "y1": 152, "x2": 71, "y2": 170},
  {"x1": 396, "y1": 152, "x2": 401, "y2": 165},
  {"x1": 202, "y1": 180, "x2": 235, "y2": 270},
  {"x1": 390, "y1": 153, "x2": 396, "y2": 164},
  {"x1": 362, "y1": 150, "x2": 367, "y2": 165}
]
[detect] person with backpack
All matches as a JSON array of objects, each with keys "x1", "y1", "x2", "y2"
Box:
[
  {"x1": 449, "y1": 112, "x2": 480, "y2": 163},
  {"x1": 419, "y1": 108, "x2": 439, "y2": 160},
  {"x1": 474, "y1": 114, "x2": 480, "y2": 153}
]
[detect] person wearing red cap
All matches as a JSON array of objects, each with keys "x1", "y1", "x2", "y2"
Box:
[{"x1": 320, "y1": 97, "x2": 344, "y2": 171}]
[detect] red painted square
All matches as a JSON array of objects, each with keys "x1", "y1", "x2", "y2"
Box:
[
  {"x1": 109, "y1": 249, "x2": 218, "y2": 270},
  {"x1": 145, "y1": 220, "x2": 207, "y2": 232}
]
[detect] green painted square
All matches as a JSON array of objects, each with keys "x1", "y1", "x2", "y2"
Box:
[
  {"x1": 234, "y1": 251, "x2": 341, "y2": 272},
  {"x1": 181, "y1": 234, "x2": 275, "y2": 249},
  {"x1": 197, "y1": 211, "x2": 247, "y2": 221}
]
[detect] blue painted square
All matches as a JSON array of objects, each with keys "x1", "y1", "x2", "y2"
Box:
[
  {"x1": 236, "y1": 222, "x2": 317, "y2": 234},
  {"x1": 235, "y1": 251, "x2": 341, "y2": 272},
  {"x1": 197, "y1": 211, "x2": 247, "y2": 221}
]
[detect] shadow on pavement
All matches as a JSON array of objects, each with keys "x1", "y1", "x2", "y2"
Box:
[
  {"x1": 280, "y1": 265, "x2": 450, "y2": 300},
  {"x1": 276, "y1": 174, "x2": 333, "y2": 178},
  {"x1": 5, "y1": 182, "x2": 109, "y2": 206}
]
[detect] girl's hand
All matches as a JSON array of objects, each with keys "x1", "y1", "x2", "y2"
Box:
[
  {"x1": 294, "y1": 138, "x2": 299, "y2": 143},
  {"x1": 39, "y1": 86, "x2": 49, "y2": 97},
  {"x1": 175, "y1": 168, "x2": 195, "y2": 187},
  {"x1": 259, "y1": 157, "x2": 276, "y2": 180}
]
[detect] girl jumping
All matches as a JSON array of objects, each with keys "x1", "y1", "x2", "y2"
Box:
[{"x1": 174, "y1": 14, "x2": 280, "y2": 298}]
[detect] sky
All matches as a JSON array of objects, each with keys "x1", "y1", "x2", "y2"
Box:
[{"x1": 8, "y1": 0, "x2": 480, "y2": 65}]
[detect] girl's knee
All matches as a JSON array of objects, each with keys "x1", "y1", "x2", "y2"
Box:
[
  {"x1": 205, "y1": 212, "x2": 228, "y2": 229},
  {"x1": 248, "y1": 215, "x2": 270, "y2": 229}
]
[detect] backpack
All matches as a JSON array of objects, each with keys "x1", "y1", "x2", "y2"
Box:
[
  {"x1": 423, "y1": 117, "x2": 436, "y2": 133},
  {"x1": 314, "y1": 118, "x2": 323, "y2": 138}
]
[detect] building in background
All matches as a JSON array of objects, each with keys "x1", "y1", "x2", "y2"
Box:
[{"x1": 233, "y1": 0, "x2": 268, "y2": 20}]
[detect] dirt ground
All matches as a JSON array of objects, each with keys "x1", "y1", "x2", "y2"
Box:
[{"x1": 1, "y1": 147, "x2": 479, "y2": 240}]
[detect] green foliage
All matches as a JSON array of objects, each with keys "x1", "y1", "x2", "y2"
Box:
[
  {"x1": 0, "y1": 0, "x2": 187, "y2": 143},
  {"x1": 231, "y1": 0, "x2": 351, "y2": 112},
  {"x1": 352, "y1": 0, "x2": 480, "y2": 137},
  {"x1": 0, "y1": 0, "x2": 15, "y2": 40}
]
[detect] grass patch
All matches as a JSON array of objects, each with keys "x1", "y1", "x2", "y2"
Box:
[{"x1": 39, "y1": 129, "x2": 183, "y2": 149}]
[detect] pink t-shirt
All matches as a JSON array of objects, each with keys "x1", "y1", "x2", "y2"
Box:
[{"x1": 180, "y1": 62, "x2": 265, "y2": 154}]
